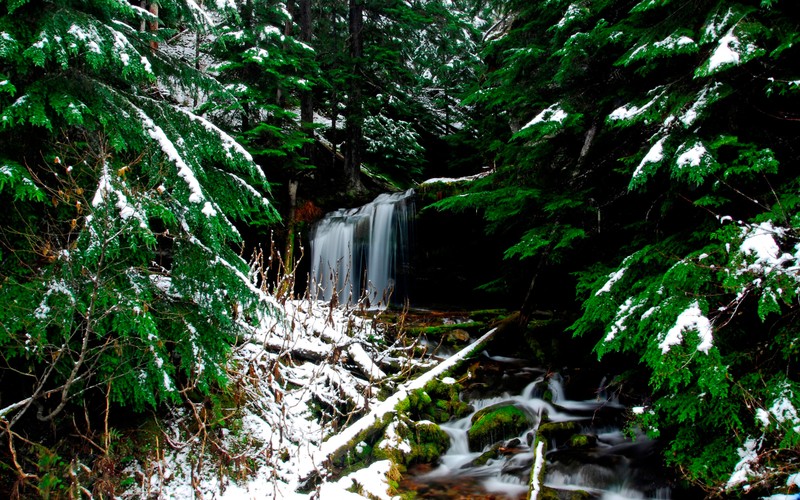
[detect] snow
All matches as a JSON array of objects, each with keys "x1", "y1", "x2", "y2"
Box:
[
  {"x1": 605, "y1": 297, "x2": 642, "y2": 342},
  {"x1": 726, "y1": 437, "x2": 761, "y2": 489},
  {"x1": 317, "y1": 460, "x2": 395, "y2": 500},
  {"x1": 680, "y1": 83, "x2": 721, "y2": 127},
  {"x1": 595, "y1": 266, "x2": 627, "y2": 296},
  {"x1": 738, "y1": 221, "x2": 797, "y2": 277},
  {"x1": 703, "y1": 7, "x2": 737, "y2": 41},
  {"x1": 421, "y1": 170, "x2": 491, "y2": 185},
  {"x1": 676, "y1": 142, "x2": 707, "y2": 168},
  {"x1": 521, "y1": 102, "x2": 568, "y2": 130},
  {"x1": 529, "y1": 440, "x2": 545, "y2": 499},
  {"x1": 91, "y1": 162, "x2": 148, "y2": 227},
  {"x1": 654, "y1": 35, "x2": 695, "y2": 50},
  {"x1": 632, "y1": 136, "x2": 666, "y2": 180},
  {"x1": 608, "y1": 87, "x2": 666, "y2": 122},
  {"x1": 766, "y1": 385, "x2": 800, "y2": 433},
  {"x1": 121, "y1": 293, "x2": 495, "y2": 499},
  {"x1": 658, "y1": 302, "x2": 714, "y2": 354},
  {"x1": 33, "y1": 279, "x2": 75, "y2": 321},
  {"x1": 557, "y1": 4, "x2": 582, "y2": 29},
  {"x1": 135, "y1": 107, "x2": 206, "y2": 204},
  {"x1": 178, "y1": 107, "x2": 258, "y2": 167},
  {"x1": 708, "y1": 30, "x2": 741, "y2": 72}
]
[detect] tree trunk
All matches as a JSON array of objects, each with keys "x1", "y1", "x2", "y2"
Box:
[
  {"x1": 148, "y1": 3, "x2": 158, "y2": 50},
  {"x1": 344, "y1": 0, "x2": 365, "y2": 195},
  {"x1": 299, "y1": 0, "x2": 314, "y2": 161}
]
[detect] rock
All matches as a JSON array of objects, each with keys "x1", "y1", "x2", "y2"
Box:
[
  {"x1": 446, "y1": 328, "x2": 471, "y2": 344},
  {"x1": 467, "y1": 404, "x2": 532, "y2": 451},
  {"x1": 462, "y1": 443, "x2": 502, "y2": 468},
  {"x1": 566, "y1": 433, "x2": 597, "y2": 450},
  {"x1": 538, "y1": 420, "x2": 581, "y2": 444}
]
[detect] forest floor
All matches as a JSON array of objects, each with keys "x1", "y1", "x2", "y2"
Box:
[{"x1": 117, "y1": 298, "x2": 499, "y2": 499}]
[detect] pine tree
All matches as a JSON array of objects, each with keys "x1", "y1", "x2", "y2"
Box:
[
  {"x1": 444, "y1": 0, "x2": 800, "y2": 492},
  {"x1": 0, "y1": 0, "x2": 279, "y2": 448}
]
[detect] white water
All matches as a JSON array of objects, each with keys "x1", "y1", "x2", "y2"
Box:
[
  {"x1": 309, "y1": 189, "x2": 414, "y2": 307},
  {"x1": 414, "y1": 364, "x2": 670, "y2": 499}
]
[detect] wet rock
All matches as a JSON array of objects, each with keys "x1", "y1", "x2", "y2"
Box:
[
  {"x1": 538, "y1": 420, "x2": 581, "y2": 444},
  {"x1": 567, "y1": 433, "x2": 597, "y2": 450},
  {"x1": 462, "y1": 442, "x2": 502, "y2": 468},
  {"x1": 467, "y1": 404, "x2": 531, "y2": 451},
  {"x1": 446, "y1": 328, "x2": 471, "y2": 344}
]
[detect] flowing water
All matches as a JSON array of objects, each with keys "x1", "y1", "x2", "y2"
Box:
[
  {"x1": 403, "y1": 354, "x2": 673, "y2": 499},
  {"x1": 309, "y1": 189, "x2": 414, "y2": 308}
]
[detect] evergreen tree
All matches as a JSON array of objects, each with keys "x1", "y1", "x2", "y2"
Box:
[
  {"x1": 309, "y1": 0, "x2": 490, "y2": 189},
  {"x1": 442, "y1": 0, "x2": 800, "y2": 492},
  {"x1": 0, "y1": 0, "x2": 279, "y2": 457},
  {"x1": 203, "y1": 0, "x2": 318, "y2": 266}
]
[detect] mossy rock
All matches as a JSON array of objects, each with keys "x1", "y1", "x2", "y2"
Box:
[
  {"x1": 374, "y1": 419, "x2": 450, "y2": 466},
  {"x1": 414, "y1": 421, "x2": 449, "y2": 451},
  {"x1": 566, "y1": 433, "x2": 596, "y2": 450},
  {"x1": 396, "y1": 388, "x2": 433, "y2": 420},
  {"x1": 422, "y1": 379, "x2": 473, "y2": 423},
  {"x1": 538, "y1": 420, "x2": 582, "y2": 444},
  {"x1": 445, "y1": 328, "x2": 471, "y2": 344},
  {"x1": 465, "y1": 442, "x2": 503, "y2": 468},
  {"x1": 467, "y1": 404, "x2": 531, "y2": 451},
  {"x1": 409, "y1": 421, "x2": 449, "y2": 464},
  {"x1": 406, "y1": 321, "x2": 485, "y2": 338}
]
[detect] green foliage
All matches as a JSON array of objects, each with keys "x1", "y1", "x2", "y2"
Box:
[
  {"x1": 0, "y1": 0, "x2": 279, "y2": 455},
  {"x1": 441, "y1": 0, "x2": 800, "y2": 492}
]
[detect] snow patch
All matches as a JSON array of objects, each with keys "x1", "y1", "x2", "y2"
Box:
[
  {"x1": 135, "y1": 108, "x2": 205, "y2": 204},
  {"x1": 726, "y1": 437, "x2": 762, "y2": 489},
  {"x1": 709, "y1": 30, "x2": 741, "y2": 72},
  {"x1": 658, "y1": 302, "x2": 713, "y2": 354},
  {"x1": 609, "y1": 88, "x2": 666, "y2": 122},
  {"x1": 676, "y1": 142, "x2": 707, "y2": 168},
  {"x1": 632, "y1": 136, "x2": 667, "y2": 180},
  {"x1": 521, "y1": 102, "x2": 568, "y2": 130},
  {"x1": 596, "y1": 266, "x2": 627, "y2": 296}
]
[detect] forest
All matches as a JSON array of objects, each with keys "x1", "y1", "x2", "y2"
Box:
[{"x1": 1, "y1": 0, "x2": 799, "y2": 497}]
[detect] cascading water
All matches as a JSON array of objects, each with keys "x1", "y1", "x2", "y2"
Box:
[
  {"x1": 309, "y1": 189, "x2": 414, "y2": 308},
  {"x1": 403, "y1": 354, "x2": 673, "y2": 499}
]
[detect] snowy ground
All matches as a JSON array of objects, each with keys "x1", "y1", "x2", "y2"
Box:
[{"x1": 122, "y1": 298, "x2": 487, "y2": 499}]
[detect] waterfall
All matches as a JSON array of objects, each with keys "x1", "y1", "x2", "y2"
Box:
[{"x1": 309, "y1": 189, "x2": 414, "y2": 307}]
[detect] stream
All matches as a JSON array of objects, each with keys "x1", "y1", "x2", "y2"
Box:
[
  {"x1": 401, "y1": 352, "x2": 673, "y2": 499},
  {"x1": 309, "y1": 193, "x2": 676, "y2": 499}
]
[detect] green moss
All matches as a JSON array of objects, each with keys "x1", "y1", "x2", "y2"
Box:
[
  {"x1": 467, "y1": 405, "x2": 530, "y2": 451},
  {"x1": 468, "y1": 309, "x2": 510, "y2": 323},
  {"x1": 374, "y1": 420, "x2": 450, "y2": 467},
  {"x1": 468, "y1": 443, "x2": 502, "y2": 467},
  {"x1": 566, "y1": 434, "x2": 596, "y2": 449},
  {"x1": 538, "y1": 421, "x2": 581, "y2": 444},
  {"x1": 405, "y1": 321, "x2": 485, "y2": 338}
]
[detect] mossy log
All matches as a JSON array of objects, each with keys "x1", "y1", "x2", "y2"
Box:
[{"x1": 305, "y1": 327, "x2": 500, "y2": 486}]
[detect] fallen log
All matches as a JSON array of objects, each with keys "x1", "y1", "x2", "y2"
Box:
[{"x1": 298, "y1": 327, "x2": 500, "y2": 489}]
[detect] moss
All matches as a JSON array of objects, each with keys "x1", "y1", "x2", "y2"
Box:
[
  {"x1": 468, "y1": 442, "x2": 502, "y2": 467},
  {"x1": 467, "y1": 405, "x2": 530, "y2": 451},
  {"x1": 374, "y1": 419, "x2": 450, "y2": 467},
  {"x1": 415, "y1": 421, "x2": 449, "y2": 451},
  {"x1": 405, "y1": 321, "x2": 485, "y2": 338},
  {"x1": 538, "y1": 421, "x2": 582, "y2": 444},
  {"x1": 566, "y1": 434, "x2": 596, "y2": 449},
  {"x1": 468, "y1": 309, "x2": 510, "y2": 323}
]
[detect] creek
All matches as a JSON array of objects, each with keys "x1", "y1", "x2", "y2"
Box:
[
  {"x1": 310, "y1": 191, "x2": 676, "y2": 498},
  {"x1": 401, "y1": 353, "x2": 673, "y2": 499}
]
